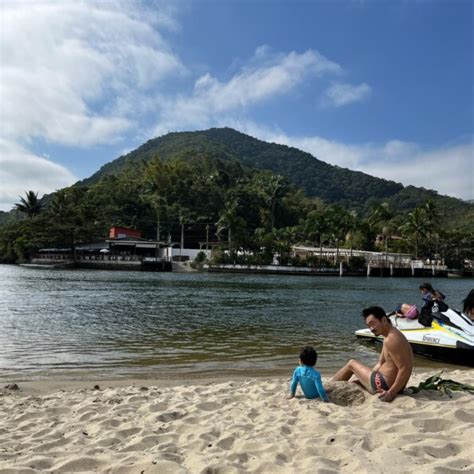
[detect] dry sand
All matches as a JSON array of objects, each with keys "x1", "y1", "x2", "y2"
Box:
[{"x1": 0, "y1": 369, "x2": 473, "y2": 473}]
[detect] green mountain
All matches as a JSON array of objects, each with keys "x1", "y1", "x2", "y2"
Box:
[
  {"x1": 80, "y1": 128, "x2": 404, "y2": 210},
  {"x1": 79, "y1": 128, "x2": 472, "y2": 220},
  {"x1": 2, "y1": 128, "x2": 472, "y2": 265}
]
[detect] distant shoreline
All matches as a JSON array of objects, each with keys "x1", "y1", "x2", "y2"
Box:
[{"x1": 10, "y1": 260, "x2": 472, "y2": 278}]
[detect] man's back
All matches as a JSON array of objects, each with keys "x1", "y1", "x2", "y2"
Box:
[{"x1": 380, "y1": 326, "x2": 413, "y2": 388}]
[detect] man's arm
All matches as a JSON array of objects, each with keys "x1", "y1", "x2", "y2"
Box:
[
  {"x1": 379, "y1": 336, "x2": 413, "y2": 402},
  {"x1": 372, "y1": 350, "x2": 386, "y2": 373}
]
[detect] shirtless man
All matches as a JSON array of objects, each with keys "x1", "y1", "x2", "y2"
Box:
[{"x1": 332, "y1": 306, "x2": 413, "y2": 402}]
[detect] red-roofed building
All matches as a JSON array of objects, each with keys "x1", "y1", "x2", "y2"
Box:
[{"x1": 109, "y1": 226, "x2": 141, "y2": 239}]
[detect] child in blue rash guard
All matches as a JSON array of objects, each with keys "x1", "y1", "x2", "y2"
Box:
[{"x1": 288, "y1": 346, "x2": 328, "y2": 402}]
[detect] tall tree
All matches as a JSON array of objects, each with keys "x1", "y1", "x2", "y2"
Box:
[
  {"x1": 15, "y1": 191, "x2": 43, "y2": 218},
  {"x1": 424, "y1": 199, "x2": 438, "y2": 259},
  {"x1": 271, "y1": 226, "x2": 297, "y2": 265},
  {"x1": 369, "y1": 201, "x2": 395, "y2": 256},
  {"x1": 400, "y1": 207, "x2": 427, "y2": 258},
  {"x1": 343, "y1": 210, "x2": 360, "y2": 258},
  {"x1": 257, "y1": 174, "x2": 287, "y2": 230},
  {"x1": 216, "y1": 199, "x2": 246, "y2": 253},
  {"x1": 326, "y1": 206, "x2": 350, "y2": 263},
  {"x1": 303, "y1": 209, "x2": 330, "y2": 263}
]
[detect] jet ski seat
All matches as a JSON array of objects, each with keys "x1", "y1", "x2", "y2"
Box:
[{"x1": 390, "y1": 315, "x2": 425, "y2": 330}]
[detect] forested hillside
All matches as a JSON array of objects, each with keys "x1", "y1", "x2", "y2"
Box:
[
  {"x1": 1, "y1": 128, "x2": 472, "y2": 267},
  {"x1": 80, "y1": 128, "x2": 403, "y2": 210},
  {"x1": 79, "y1": 128, "x2": 473, "y2": 227}
]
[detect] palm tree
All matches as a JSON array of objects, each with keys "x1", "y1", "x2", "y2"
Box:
[
  {"x1": 15, "y1": 191, "x2": 43, "y2": 218},
  {"x1": 178, "y1": 210, "x2": 191, "y2": 257},
  {"x1": 50, "y1": 190, "x2": 69, "y2": 224},
  {"x1": 368, "y1": 201, "x2": 395, "y2": 258},
  {"x1": 400, "y1": 207, "x2": 427, "y2": 258},
  {"x1": 304, "y1": 209, "x2": 329, "y2": 264},
  {"x1": 326, "y1": 206, "x2": 350, "y2": 264},
  {"x1": 345, "y1": 210, "x2": 359, "y2": 259},
  {"x1": 382, "y1": 224, "x2": 394, "y2": 267},
  {"x1": 216, "y1": 199, "x2": 246, "y2": 254},
  {"x1": 258, "y1": 174, "x2": 287, "y2": 230},
  {"x1": 271, "y1": 226, "x2": 297, "y2": 264},
  {"x1": 368, "y1": 202, "x2": 393, "y2": 229},
  {"x1": 143, "y1": 158, "x2": 173, "y2": 243},
  {"x1": 424, "y1": 199, "x2": 438, "y2": 259}
]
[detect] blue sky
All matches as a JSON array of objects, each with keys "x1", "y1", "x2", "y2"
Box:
[{"x1": 1, "y1": 0, "x2": 472, "y2": 211}]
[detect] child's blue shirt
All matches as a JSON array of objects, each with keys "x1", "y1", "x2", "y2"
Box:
[{"x1": 290, "y1": 365, "x2": 328, "y2": 401}]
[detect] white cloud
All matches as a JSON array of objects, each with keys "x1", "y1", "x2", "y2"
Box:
[
  {"x1": 366, "y1": 142, "x2": 473, "y2": 200},
  {"x1": 264, "y1": 131, "x2": 473, "y2": 201},
  {"x1": 154, "y1": 47, "x2": 342, "y2": 134},
  {"x1": 147, "y1": 39, "x2": 469, "y2": 201},
  {"x1": 322, "y1": 82, "x2": 371, "y2": 107},
  {"x1": 1, "y1": 1, "x2": 468, "y2": 211},
  {"x1": 0, "y1": 140, "x2": 77, "y2": 211},
  {"x1": 0, "y1": 1, "x2": 184, "y2": 146},
  {"x1": 0, "y1": 0, "x2": 184, "y2": 210},
  {"x1": 221, "y1": 122, "x2": 473, "y2": 201}
]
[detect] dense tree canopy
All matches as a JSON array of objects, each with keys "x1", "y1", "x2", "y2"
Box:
[
  {"x1": 1, "y1": 128, "x2": 472, "y2": 266},
  {"x1": 77, "y1": 128, "x2": 473, "y2": 227},
  {"x1": 0, "y1": 151, "x2": 473, "y2": 269}
]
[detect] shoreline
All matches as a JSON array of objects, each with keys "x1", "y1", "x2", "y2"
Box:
[
  {"x1": 1, "y1": 368, "x2": 473, "y2": 473},
  {"x1": 3, "y1": 363, "x2": 473, "y2": 395},
  {"x1": 2, "y1": 358, "x2": 472, "y2": 393},
  {"x1": 3, "y1": 365, "x2": 472, "y2": 396},
  {"x1": 10, "y1": 262, "x2": 474, "y2": 278}
]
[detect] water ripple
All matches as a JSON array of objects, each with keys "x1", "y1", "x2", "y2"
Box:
[{"x1": 0, "y1": 265, "x2": 471, "y2": 380}]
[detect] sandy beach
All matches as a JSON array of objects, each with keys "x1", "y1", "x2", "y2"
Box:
[{"x1": 0, "y1": 369, "x2": 473, "y2": 473}]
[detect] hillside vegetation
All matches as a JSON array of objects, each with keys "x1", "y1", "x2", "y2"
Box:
[
  {"x1": 1, "y1": 128, "x2": 472, "y2": 267},
  {"x1": 80, "y1": 128, "x2": 473, "y2": 228}
]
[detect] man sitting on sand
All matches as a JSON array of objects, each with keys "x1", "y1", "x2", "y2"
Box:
[{"x1": 332, "y1": 306, "x2": 413, "y2": 402}]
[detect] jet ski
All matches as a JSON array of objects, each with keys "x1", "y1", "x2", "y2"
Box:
[{"x1": 355, "y1": 300, "x2": 474, "y2": 366}]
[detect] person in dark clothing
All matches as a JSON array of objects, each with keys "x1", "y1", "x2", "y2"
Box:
[{"x1": 419, "y1": 282, "x2": 445, "y2": 308}]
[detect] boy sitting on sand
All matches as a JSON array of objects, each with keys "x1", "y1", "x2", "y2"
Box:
[{"x1": 288, "y1": 346, "x2": 329, "y2": 402}]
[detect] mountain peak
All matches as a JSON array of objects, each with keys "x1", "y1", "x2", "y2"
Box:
[{"x1": 76, "y1": 128, "x2": 471, "y2": 221}]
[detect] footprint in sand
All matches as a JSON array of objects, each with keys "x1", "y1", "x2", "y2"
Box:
[
  {"x1": 144, "y1": 401, "x2": 169, "y2": 413},
  {"x1": 115, "y1": 427, "x2": 142, "y2": 438},
  {"x1": 98, "y1": 418, "x2": 122, "y2": 429},
  {"x1": 412, "y1": 418, "x2": 454, "y2": 433},
  {"x1": 78, "y1": 411, "x2": 97, "y2": 422},
  {"x1": 27, "y1": 456, "x2": 55, "y2": 470},
  {"x1": 157, "y1": 411, "x2": 188, "y2": 423},
  {"x1": 280, "y1": 425, "x2": 291, "y2": 435},
  {"x1": 453, "y1": 408, "x2": 474, "y2": 423},
  {"x1": 120, "y1": 434, "x2": 161, "y2": 452},
  {"x1": 53, "y1": 455, "x2": 107, "y2": 472},
  {"x1": 216, "y1": 436, "x2": 235, "y2": 450},
  {"x1": 247, "y1": 408, "x2": 259, "y2": 420},
  {"x1": 422, "y1": 442, "x2": 462, "y2": 459},
  {"x1": 433, "y1": 458, "x2": 474, "y2": 473},
  {"x1": 196, "y1": 401, "x2": 221, "y2": 411}
]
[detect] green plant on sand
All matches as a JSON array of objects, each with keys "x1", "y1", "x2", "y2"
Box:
[{"x1": 407, "y1": 373, "x2": 474, "y2": 398}]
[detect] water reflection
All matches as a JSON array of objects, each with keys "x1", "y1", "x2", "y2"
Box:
[{"x1": 0, "y1": 265, "x2": 472, "y2": 380}]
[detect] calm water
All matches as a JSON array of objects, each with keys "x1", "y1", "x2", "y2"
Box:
[{"x1": 0, "y1": 265, "x2": 472, "y2": 381}]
